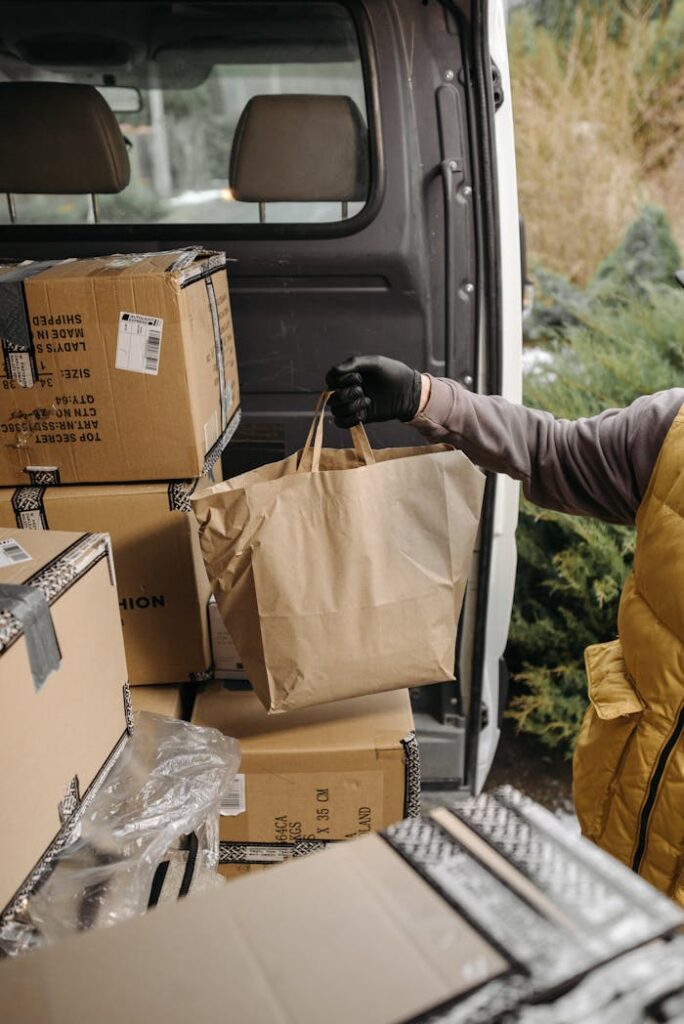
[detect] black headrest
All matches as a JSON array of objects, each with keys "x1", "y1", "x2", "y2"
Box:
[{"x1": 0, "y1": 82, "x2": 130, "y2": 194}]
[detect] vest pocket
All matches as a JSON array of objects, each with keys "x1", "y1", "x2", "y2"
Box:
[{"x1": 573, "y1": 640, "x2": 644, "y2": 842}]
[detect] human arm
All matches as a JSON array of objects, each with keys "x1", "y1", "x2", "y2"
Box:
[
  {"x1": 413, "y1": 376, "x2": 684, "y2": 524},
  {"x1": 326, "y1": 356, "x2": 684, "y2": 526}
]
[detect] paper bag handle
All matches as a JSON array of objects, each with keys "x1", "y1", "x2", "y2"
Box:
[{"x1": 297, "y1": 392, "x2": 375, "y2": 473}]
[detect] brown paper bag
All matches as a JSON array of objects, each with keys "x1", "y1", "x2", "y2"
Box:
[{"x1": 192, "y1": 393, "x2": 485, "y2": 712}]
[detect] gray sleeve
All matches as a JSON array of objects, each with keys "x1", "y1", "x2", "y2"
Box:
[{"x1": 411, "y1": 377, "x2": 684, "y2": 525}]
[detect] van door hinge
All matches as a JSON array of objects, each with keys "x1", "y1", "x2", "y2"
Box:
[{"x1": 491, "y1": 59, "x2": 504, "y2": 111}]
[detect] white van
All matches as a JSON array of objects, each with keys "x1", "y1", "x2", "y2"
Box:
[{"x1": 0, "y1": 0, "x2": 522, "y2": 791}]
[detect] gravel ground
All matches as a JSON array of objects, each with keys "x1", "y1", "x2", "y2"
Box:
[
  {"x1": 422, "y1": 719, "x2": 579, "y2": 833},
  {"x1": 486, "y1": 719, "x2": 579, "y2": 832}
]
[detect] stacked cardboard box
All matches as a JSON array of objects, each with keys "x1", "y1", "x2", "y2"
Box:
[
  {"x1": 0, "y1": 249, "x2": 241, "y2": 686},
  {"x1": 0, "y1": 527, "x2": 130, "y2": 922},
  {"x1": 192, "y1": 684, "x2": 420, "y2": 878},
  {"x1": 0, "y1": 479, "x2": 216, "y2": 684}
]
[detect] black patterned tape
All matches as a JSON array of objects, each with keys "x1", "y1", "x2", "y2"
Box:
[
  {"x1": 167, "y1": 480, "x2": 197, "y2": 513},
  {"x1": 11, "y1": 486, "x2": 47, "y2": 528},
  {"x1": 0, "y1": 533, "x2": 109, "y2": 656},
  {"x1": 27, "y1": 467, "x2": 60, "y2": 486},
  {"x1": 190, "y1": 666, "x2": 214, "y2": 683},
  {"x1": 57, "y1": 776, "x2": 81, "y2": 826},
  {"x1": 401, "y1": 731, "x2": 422, "y2": 818},
  {"x1": 219, "y1": 838, "x2": 328, "y2": 865},
  {"x1": 123, "y1": 683, "x2": 134, "y2": 735},
  {"x1": 203, "y1": 408, "x2": 242, "y2": 474},
  {"x1": 0, "y1": 728, "x2": 130, "y2": 928}
]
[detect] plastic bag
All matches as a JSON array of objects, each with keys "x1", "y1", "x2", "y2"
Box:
[{"x1": 1, "y1": 711, "x2": 240, "y2": 955}]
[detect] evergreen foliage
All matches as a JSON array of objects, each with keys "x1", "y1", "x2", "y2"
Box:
[
  {"x1": 507, "y1": 209, "x2": 684, "y2": 754},
  {"x1": 591, "y1": 205, "x2": 682, "y2": 299}
]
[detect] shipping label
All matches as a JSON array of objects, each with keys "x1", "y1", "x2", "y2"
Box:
[
  {"x1": 7, "y1": 350, "x2": 35, "y2": 388},
  {"x1": 115, "y1": 312, "x2": 163, "y2": 376},
  {"x1": 221, "y1": 773, "x2": 246, "y2": 816},
  {"x1": 0, "y1": 538, "x2": 32, "y2": 567},
  {"x1": 17, "y1": 510, "x2": 44, "y2": 530}
]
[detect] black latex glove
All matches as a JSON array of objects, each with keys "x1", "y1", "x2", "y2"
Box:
[{"x1": 325, "y1": 355, "x2": 422, "y2": 428}]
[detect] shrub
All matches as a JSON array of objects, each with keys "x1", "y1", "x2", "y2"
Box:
[{"x1": 506, "y1": 210, "x2": 684, "y2": 755}]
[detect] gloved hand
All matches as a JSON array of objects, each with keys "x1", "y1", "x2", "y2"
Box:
[{"x1": 325, "y1": 355, "x2": 423, "y2": 428}]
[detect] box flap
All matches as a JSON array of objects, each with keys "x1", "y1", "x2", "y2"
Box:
[
  {"x1": 0, "y1": 527, "x2": 101, "y2": 586},
  {"x1": 0, "y1": 834, "x2": 507, "y2": 1024},
  {"x1": 0, "y1": 529, "x2": 112, "y2": 657},
  {"x1": 31, "y1": 248, "x2": 225, "y2": 283}
]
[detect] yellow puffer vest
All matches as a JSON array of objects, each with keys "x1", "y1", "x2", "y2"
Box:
[{"x1": 573, "y1": 402, "x2": 684, "y2": 903}]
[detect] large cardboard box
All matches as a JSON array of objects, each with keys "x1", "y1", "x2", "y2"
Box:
[
  {"x1": 0, "y1": 835, "x2": 506, "y2": 1024},
  {"x1": 2, "y1": 790, "x2": 681, "y2": 1024},
  {"x1": 191, "y1": 685, "x2": 420, "y2": 878},
  {"x1": 0, "y1": 479, "x2": 214, "y2": 684},
  {"x1": 0, "y1": 527, "x2": 130, "y2": 920},
  {"x1": 0, "y1": 249, "x2": 240, "y2": 485}
]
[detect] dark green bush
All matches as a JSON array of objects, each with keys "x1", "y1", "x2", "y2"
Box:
[{"x1": 507, "y1": 209, "x2": 684, "y2": 754}]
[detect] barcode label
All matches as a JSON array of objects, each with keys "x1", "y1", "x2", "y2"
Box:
[
  {"x1": 18, "y1": 510, "x2": 44, "y2": 530},
  {"x1": 144, "y1": 327, "x2": 161, "y2": 373},
  {"x1": 8, "y1": 351, "x2": 35, "y2": 388},
  {"x1": 242, "y1": 845, "x2": 289, "y2": 863},
  {"x1": 0, "y1": 538, "x2": 32, "y2": 567},
  {"x1": 221, "y1": 773, "x2": 246, "y2": 816},
  {"x1": 115, "y1": 312, "x2": 164, "y2": 376}
]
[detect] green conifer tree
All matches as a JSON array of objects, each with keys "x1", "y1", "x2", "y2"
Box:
[{"x1": 507, "y1": 208, "x2": 684, "y2": 754}]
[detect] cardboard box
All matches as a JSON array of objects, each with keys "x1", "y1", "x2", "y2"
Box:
[
  {"x1": 0, "y1": 527, "x2": 130, "y2": 919},
  {"x1": 209, "y1": 596, "x2": 246, "y2": 679},
  {"x1": 0, "y1": 835, "x2": 506, "y2": 1024},
  {"x1": 0, "y1": 478, "x2": 214, "y2": 684},
  {"x1": 191, "y1": 685, "x2": 420, "y2": 878},
  {"x1": 0, "y1": 249, "x2": 240, "y2": 485},
  {"x1": 2, "y1": 790, "x2": 681, "y2": 1024},
  {"x1": 130, "y1": 684, "x2": 184, "y2": 719}
]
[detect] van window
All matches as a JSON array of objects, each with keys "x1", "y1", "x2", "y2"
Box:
[{"x1": 0, "y1": 2, "x2": 369, "y2": 227}]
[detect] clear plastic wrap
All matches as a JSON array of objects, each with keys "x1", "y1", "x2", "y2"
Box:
[{"x1": 1, "y1": 711, "x2": 240, "y2": 955}]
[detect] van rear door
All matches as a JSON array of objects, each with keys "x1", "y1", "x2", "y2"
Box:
[{"x1": 0, "y1": 0, "x2": 521, "y2": 792}]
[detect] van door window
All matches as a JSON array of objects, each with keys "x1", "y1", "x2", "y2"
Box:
[{"x1": 0, "y1": 2, "x2": 370, "y2": 228}]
